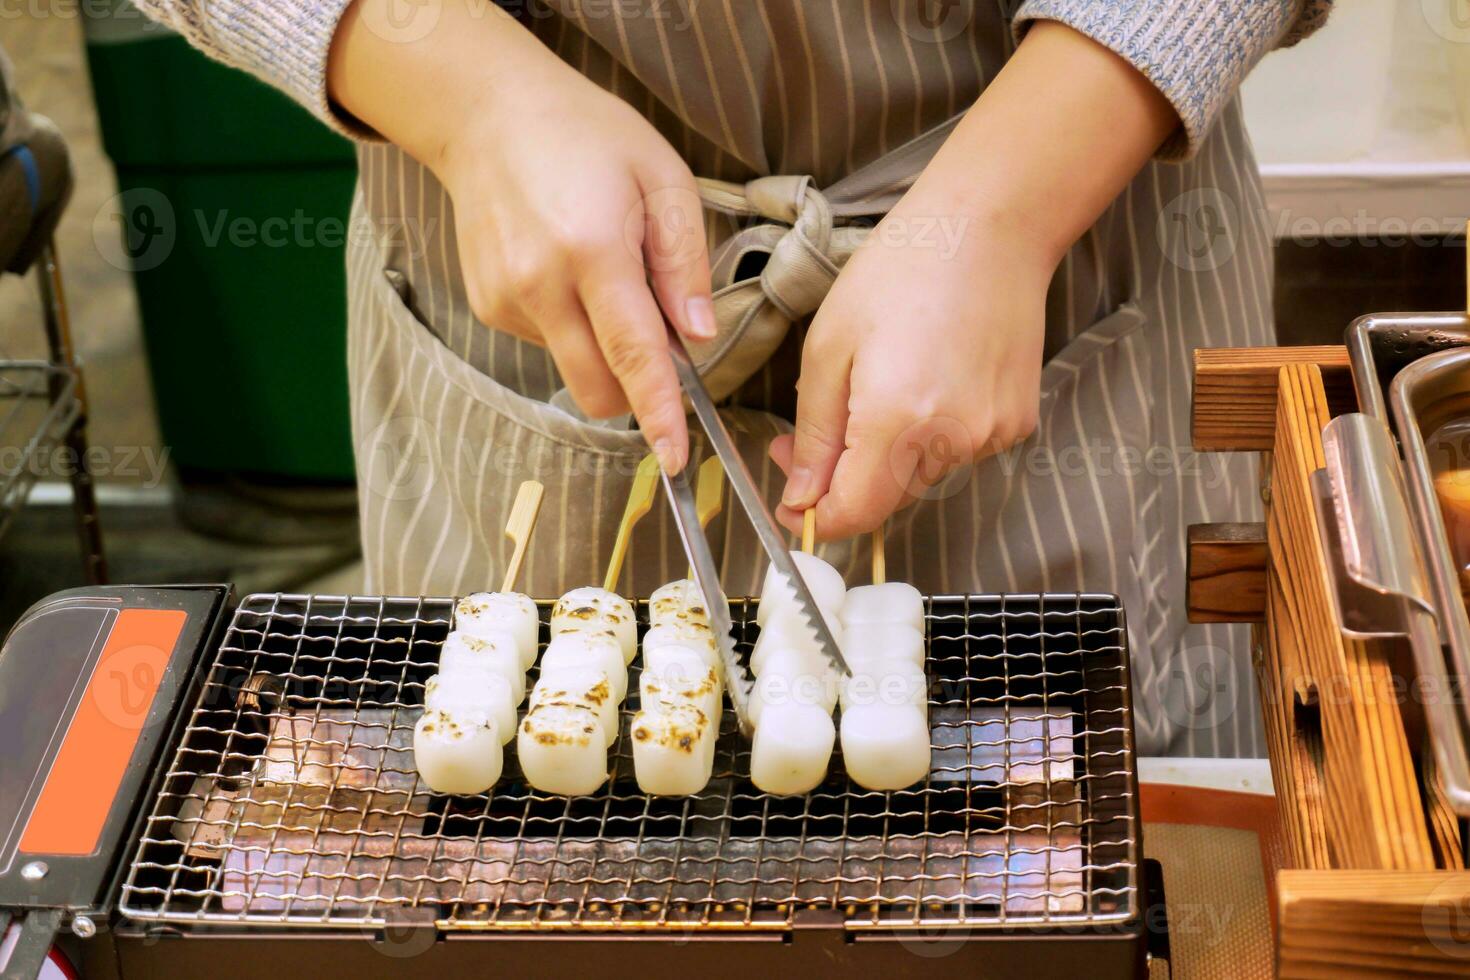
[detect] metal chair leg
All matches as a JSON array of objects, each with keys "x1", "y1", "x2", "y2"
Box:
[{"x1": 36, "y1": 240, "x2": 107, "y2": 584}]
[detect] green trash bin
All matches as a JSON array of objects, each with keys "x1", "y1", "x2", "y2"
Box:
[{"x1": 83, "y1": 3, "x2": 358, "y2": 481}]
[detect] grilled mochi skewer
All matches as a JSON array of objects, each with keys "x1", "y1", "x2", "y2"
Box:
[
  {"x1": 414, "y1": 630, "x2": 523, "y2": 793},
  {"x1": 749, "y1": 540, "x2": 845, "y2": 796},
  {"x1": 835, "y1": 549, "x2": 931, "y2": 790},
  {"x1": 632, "y1": 580, "x2": 725, "y2": 796},
  {"x1": 414, "y1": 628, "x2": 525, "y2": 792}
]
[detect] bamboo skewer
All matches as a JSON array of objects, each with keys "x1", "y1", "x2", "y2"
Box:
[
  {"x1": 604, "y1": 454, "x2": 662, "y2": 592},
  {"x1": 801, "y1": 507, "x2": 816, "y2": 554},
  {"x1": 499, "y1": 480, "x2": 545, "y2": 593},
  {"x1": 687, "y1": 455, "x2": 725, "y2": 578},
  {"x1": 695, "y1": 455, "x2": 725, "y2": 530},
  {"x1": 871, "y1": 526, "x2": 886, "y2": 585}
]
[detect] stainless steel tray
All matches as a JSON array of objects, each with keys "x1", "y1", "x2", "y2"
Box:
[{"x1": 1344, "y1": 312, "x2": 1470, "y2": 813}]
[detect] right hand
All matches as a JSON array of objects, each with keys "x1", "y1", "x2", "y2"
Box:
[{"x1": 329, "y1": 0, "x2": 714, "y2": 472}]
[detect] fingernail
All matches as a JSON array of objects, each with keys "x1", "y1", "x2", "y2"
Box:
[
  {"x1": 684, "y1": 296, "x2": 718, "y2": 340},
  {"x1": 782, "y1": 466, "x2": 815, "y2": 508},
  {"x1": 653, "y1": 438, "x2": 687, "y2": 475}
]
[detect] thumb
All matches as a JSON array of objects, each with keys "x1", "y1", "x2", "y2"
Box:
[
  {"x1": 783, "y1": 327, "x2": 851, "y2": 517},
  {"x1": 637, "y1": 167, "x2": 716, "y2": 342}
]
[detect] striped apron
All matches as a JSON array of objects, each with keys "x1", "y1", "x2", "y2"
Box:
[{"x1": 344, "y1": 0, "x2": 1275, "y2": 757}]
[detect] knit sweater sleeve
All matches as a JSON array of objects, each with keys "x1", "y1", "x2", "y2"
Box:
[
  {"x1": 129, "y1": 0, "x2": 369, "y2": 139},
  {"x1": 1012, "y1": 0, "x2": 1333, "y2": 159}
]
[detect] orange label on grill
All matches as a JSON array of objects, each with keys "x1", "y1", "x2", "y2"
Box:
[{"x1": 19, "y1": 608, "x2": 187, "y2": 856}]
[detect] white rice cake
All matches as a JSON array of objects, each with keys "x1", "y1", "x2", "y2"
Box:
[
  {"x1": 649, "y1": 578, "x2": 724, "y2": 631},
  {"x1": 839, "y1": 657, "x2": 928, "y2": 713},
  {"x1": 424, "y1": 672, "x2": 516, "y2": 745},
  {"x1": 750, "y1": 702, "x2": 835, "y2": 795},
  {"x1": 749, "y1": 648, "x2": 839, "y2": 727},
  {"x1": 750, "y1": 609, "x2": 844, "y2": 676},
  {"x1": 643, "y1": 619, "x2": 714, "y2": 653},
  {"x1": 455, "y1": 591, "x2": 540, "y2": 669},
  {"x1": 631, "y1": 704, "x2": 716, "y2": 795},
  {"x1": 839, "y1": 623, "x2": 924, "y2": 669},
  {"x1": 538, "y1": 632, "x2": 627, "y2": 702},
  {"x1": 841, "y1": 582, "x2": 924, "y2": 632},
  {"x1": 517, "y1": 703, "x2": 608, "y2": 796},
  {"x1": 639, "y1": 663, "x2": 723, "y2": 721},
  {"x1": 439, "y1": 630, "x2": 527, "y2": 703},
  {"x1": 756, "y1": 552, "x2": 846, "y2": 628},
  {"x1": 839, "y1": 703, "x2": 931, "y2": 790},
  {"x1": 551, "y1": 587, "x2": 637, "y2": 664},
  {"x1": 529, "y1": 666, "x2": 621, "y2": 746},
  {"x1": 414, "y1": 708, "x2": 503, "y2": 794}
]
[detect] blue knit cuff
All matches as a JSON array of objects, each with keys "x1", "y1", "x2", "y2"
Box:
[{"x1": 1013, "y1": 0, "x2": 1328, "y2": 160}]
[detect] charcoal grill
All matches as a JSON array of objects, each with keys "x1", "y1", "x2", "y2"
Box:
[{"x1": 1, "y1": 587, "x2": 1151, "y2": 978}]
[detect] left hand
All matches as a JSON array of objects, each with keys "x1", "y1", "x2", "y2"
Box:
[
  {"x1": 770, "y1": 187, "x2": 1053, "y2": 538},
  {"x1": 768, "y1": 19, "x2": 1179, "y2": 539}
]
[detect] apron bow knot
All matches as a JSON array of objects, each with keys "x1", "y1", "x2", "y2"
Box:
[{"x1": 681, "y1": 116, "x2": 964, "y2": 401}]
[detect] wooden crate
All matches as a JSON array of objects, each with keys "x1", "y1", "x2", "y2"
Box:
[{"x1": 1190, "y1": 348, "x2": 1470, "y2": 977}]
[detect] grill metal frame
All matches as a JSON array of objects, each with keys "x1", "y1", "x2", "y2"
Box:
[{"x1": 117, "y1": 592, "x2": 1139, "y2": 935}]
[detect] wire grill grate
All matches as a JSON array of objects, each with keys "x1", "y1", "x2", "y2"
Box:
[{"x1": 118, "y1": 592, "x2": 1138, "y2": 933}]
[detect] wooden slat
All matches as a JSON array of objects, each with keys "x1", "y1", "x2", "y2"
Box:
[
  {"x1": 1262, "y1": 363, "x2": 1435, "y2": 871},
  {"x1": 1423, "y1": 738, "x2": 1466, "y2": 870},
  {"x1": 1279, "y1": 870, "x2": 1470, "y2": 978},
  {"x1": 1192, "y1": 346, "x2": 1357, "y2": 451},
  {"x1": 1187, "y1": 522, "x2": 1267, "y2": 623}
]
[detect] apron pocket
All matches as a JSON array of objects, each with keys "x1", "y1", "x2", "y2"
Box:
[{"x1": 369, "y1": 266, "x2": 651, "y2": 459}]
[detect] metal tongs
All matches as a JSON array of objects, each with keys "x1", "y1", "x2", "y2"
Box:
[{"x1": 659, "y1": 329, "x2": 849, "y2": 737}]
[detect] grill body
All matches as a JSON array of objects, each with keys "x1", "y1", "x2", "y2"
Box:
[{"x1": 98, "y1": 591, "x2": 1146, "y2": 977}]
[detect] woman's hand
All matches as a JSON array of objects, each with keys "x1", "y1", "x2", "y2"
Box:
[
  {"x1": 328, "y1": 0, "x2": 713, "y2": 472},
  {"x1": 772, "y1": 20, "x2": 1178, "y2": 537},
  {"x1": 769, "y1": 194, "x2": 1050, "y2": 538}
]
